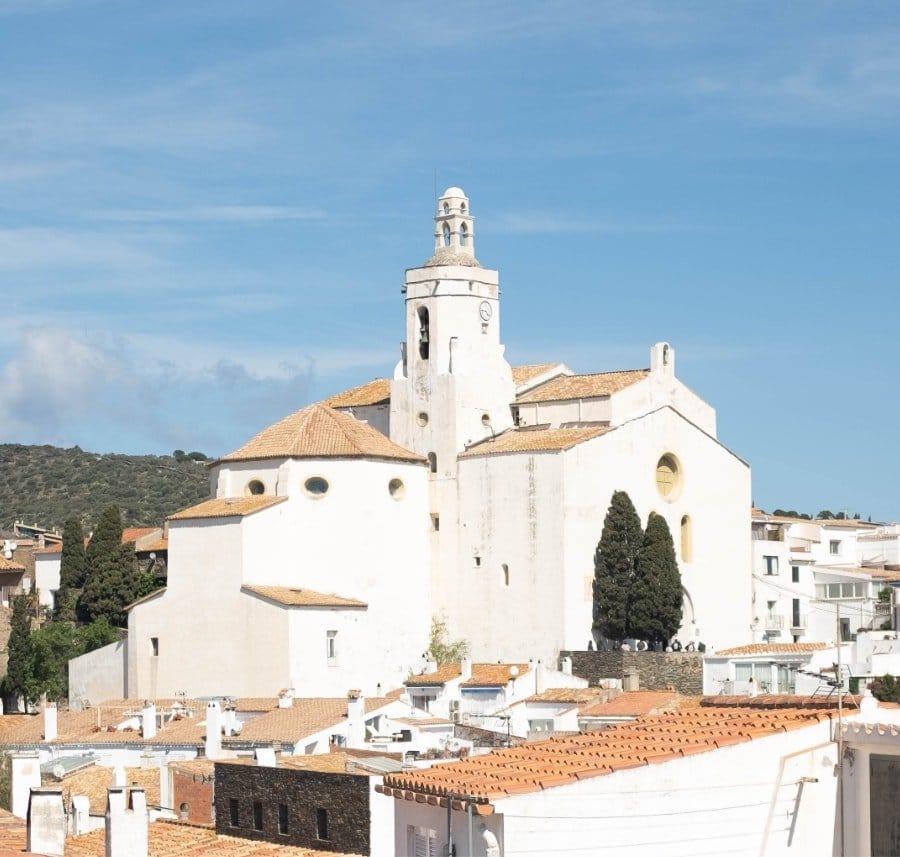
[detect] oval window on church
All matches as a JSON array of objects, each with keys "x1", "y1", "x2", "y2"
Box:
[
  {"x1": 388, "y1": 478, "x2": 405, "y2": 500},
  {"x1": 655, "y1": 454, "x2": 681, "y2": 500},
  {"x1": 304, "y1": 476, "x2": 330, "y2": 497},
  {"x1": 246, "y1": 479, "x2": 265, "y2": 496},
  {"x1": 417, "y1": 412, "x2": 429, "y2": 426}
]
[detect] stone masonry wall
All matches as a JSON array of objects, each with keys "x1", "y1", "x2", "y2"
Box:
[
  {"x1": 560, "y1": 650, "x2": 703, "y2": 696},
  {"x1": 214, "y1": 763, "x2": 370, "y2": 856}
]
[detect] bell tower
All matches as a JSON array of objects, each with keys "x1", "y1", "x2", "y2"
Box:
[{"x1": 390, "y1": 187, "x2": 515, "y2": 470}]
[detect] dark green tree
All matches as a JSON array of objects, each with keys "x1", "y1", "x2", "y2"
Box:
[
  {"x1": 25, "y1": 621, "x2": 79, "y2": 703},
  {"x1": 78, "y1": 506, "x2": 138, "y2": 627},
  {"x1": 592, "y1": 491, "x2": 643, "y2": 643},
  {"x1": 55, "y1": 517, "x2": 86, "y2": 620},
  {"x1": 630, "y1": 513, "x2": 683, "y2": 646},
  {"x1": 2, "y1": 596, "x2": 33, "y2": 711}
]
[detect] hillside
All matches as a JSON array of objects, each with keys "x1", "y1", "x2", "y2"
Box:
[{"x1": 0, "y1": 444, "x2": 211, "y2": 531}]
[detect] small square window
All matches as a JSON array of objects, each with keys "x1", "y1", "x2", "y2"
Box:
[
  {"x1": 431, "y1": 514, "x2": 440, "y2": 532},
  {"x1": 830, "y1": 540, "x2": 841, "y2": 556},
  {"x1": 791, "y1": 566, "x2": 800, "y2": 583},
  {"x1": 150, "y1": 637, "x2": 159, "y2": 657},
  {"x1": 326, "y1": 631, "x2": 337, "y2": 664},
  {"x1": 764, "y1": 556, "x2": 778, "y2": 576},
  {"x1": 474, "y1": 555, "x2": 481, "y2": 568}
]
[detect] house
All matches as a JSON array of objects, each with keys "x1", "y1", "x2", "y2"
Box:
[
  {"x1": 125, "y1": 187, "x2": 752, "y2": 702},
  {"x1": 377, "y1": 694, "x2": 900, "y2": 857}
]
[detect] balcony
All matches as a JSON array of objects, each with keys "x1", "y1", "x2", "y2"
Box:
[
  {"x1": 790, "y1": 614, "x2": 809, "y2": 631},
  {"x1": 764, "y1": 614, "x2": 784, "y2": 631},
  {"x1": 875, "y1": 602, "x2": 892, "y2": 617}
]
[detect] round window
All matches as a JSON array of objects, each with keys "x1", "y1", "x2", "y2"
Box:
[
  {"x1": 417, "y1": 412, "x2": 429, "y2": 426},
  {"x1": 481, "y1": 413, "x2": 491, "y2": 427},
  {"x1": 246, "y1": 479, "x2": 265, "y2": 496},
  {"x1": 388, "y1": 478, "x2": 405, "y2": 500},
  {"x1": 655, "y1": 454, "x2": 681, "y2": 499},
  {"x1": 304, "y1": 476, "x2": 330, "y2": 497}
]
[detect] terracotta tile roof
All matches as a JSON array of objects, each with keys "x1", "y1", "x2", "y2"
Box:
[
  {"x1": 42, "y1": 765, "x2": 160, "y2": 814},
  {"x1": 241, "y1": 585, "x2": 367, "y2": 609},
  {"x1": 321, "y1": 378, "x2": 391, "y2": 408},
  {"x1": 714, "y1": 642, "x2": 832, "y2": 656},
  {"x1": 579, "y1": 691, "x2": 684, "y2": 718},
  {"x1": 817, "y1": 517, "x2": 878, "y2": 529},
  {"x1": 63, "y1": 819, "x2": 357, "y2": 856},
  {"x1": 121, "y1": 527, "x2": 159, "y2": 543},
  {"x1": 234, "y1": 698, "x2": 279, "y2": 712},
  {"x1": 459, "y1": 425, "x2": 610, "y2": 458},
  {"x1": 226, "y1": 697, "x2": 390, "y2": 745},
  {"x1": 0, "y1": 809, "x2": 26, "y2": 854},
  {"x1": 511, "y1": 363, "x2": 563, "y2": 386},
  {"x1": 136, "y1": 537, "x2": 168, "y2": 553},
  {"x1": 405, "y1": 664, "x2": 463, "y2": 687},
  {"x1": 515, "y1": 369, "x2": 649, "y2": 404},
  {"x1": 380, "y1": 702, "x2": 838, "y2": 801},
  {"x1": 218, "y1": 404, "x2": 423, "y2": 464},
  {"x1": 167, "y1": 495, "x2": 286, "y2": 521},
  {"x1": 0, "y1": 556, "x2": 25, "y2": 571},
  {"x1": 526, "y1": 688, "x2": 606, "y2": 705},
  {"x1": 463, "y1": 663, "x2": 530, "y2": 687},
  {"x1": 169, "y1": 758, "x2": 215, "y2": 779}
]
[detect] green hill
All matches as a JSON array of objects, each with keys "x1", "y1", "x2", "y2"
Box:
[{"x1": 0, "y1": 444, "x2": 211, "y2": 531}]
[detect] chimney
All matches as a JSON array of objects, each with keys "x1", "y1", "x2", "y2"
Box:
[
  {"x1": 650, "y1": 341, "x2": 674, "y2": 377},
  {"x1": 27, "y1": 788, "x2": 65, "y2": 856},
  {"x1": 106, "y1": 787, "x2": 148, "y2": 857},
  {"x1": 71, "y1": 794, "x2": 91, "y2": 835},
  {"x1": 141, "y1": 701, "x2": 156, "y2": 740},
  {"x1": 10, "y1": 752, "x2": 41, "y2": 819},
  {"x1": 534, "y1": 659, "x2": 544, "y2": 695},
  {"x1": 424, "y1": 654, "x2": 438, "y2": 674},
  {"x1": 205, "y1": 701, "x2": 222, "y2": 759},
  {"x1": 43, "y1": 702, "x2": 58, "y2": 742},
  {"x1": 113, "y1": 766, "x2": 126, "y2": 787},
  {"x1": 560, "y1": 656, "x2": 573, "y2": 676},
  {"x1": 859, "y1": 688, "x2": 880, "y2": 722},
  {"x1": 278, "y1": 688, "x2": 294, "y2": 709},
  {"x1": 346, "y1": 690, "x2": 366, "y2": 748},
  {"x1": 254, "y1": 748, "x2": 276, "y2": 767},
  {"x1": 158, "y1": 765, "x2": 171, "y2": 815},
  {"x1": 460, "y1": 656, "x2": 472, "y2": 681},
  {"x1": 222, "y1": 704, "x2": 239, "y2": 736}
]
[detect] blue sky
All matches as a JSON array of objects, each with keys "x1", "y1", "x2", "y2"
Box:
[{"x1": 1, "y1": 1, "x2": 898, "y2": 520}]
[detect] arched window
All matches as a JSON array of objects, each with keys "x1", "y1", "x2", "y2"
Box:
[
  {"x1": 443, "y1": 202, "x2": 449, "y2": 214},
  {"x1": 179, "y1": 803, "x2": 189, "y2": 820},
  {"x1": 459, "y1": 222, "x2": 468, "y2": 247},
  {"x1": 427, "y1": 452, "x2": 437, "y2": 474},
  {"x1": 442, "y1": 223, "x2": 451, "y2": 247},
  {"x1": 681, "y1": 515, "x2": 693, "y2": 563},
  {"x1": 417, "y1": 307, "x2": 430, "y2": 360}
]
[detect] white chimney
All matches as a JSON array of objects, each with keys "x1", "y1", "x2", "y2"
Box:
[
  {"x1": 460, "y1": 656, "x2": 472, "y2": 681},
  {"x1": 560, "y1": 656, "x2": 573, "y2": 676},
  {"x1": 112, "y1": 766, "x2": 126, "y2": 787},
  {"x1": 205, "y1": 701, "x2": 222, "y2": 759},
  {"x1": 71, "y1": 794, "x2": 91, "y2": 835},
  {"x1": 859, "y1": 688, "x2": 880, "y2": 722},
  {"x1": 534, "y1": 660, "x2": 544, "y2": 695},
  {"x1": 346, "y1": 690, "x2": 366, "y2": 748},
  {"x1": 106, "y1": 787, "x2": 148, "y2": 857},
  {"x1": 424, "y1": 655, "x2": 438, "y2": 674},
  {"x1": 278, "y1": 689, "x2": 294, "y2": 709},
  {"x1": 158, "y1": 765, "x2": 171, "y2": 815},
  {"x1": 254, "y1": 748, "x2": 276, "y2": 767},
  {"x1": 222, "y1": 704, "x2": 239, "y2": 736},
  {"x1": 26, "y1": 788, "x2": 65, "y2": 856},
  {"x1": 10, "y1": 752, "x2": 41, "y2": 819},
  {"x1": 43, "y1": 703, "x2": 58, "y2": 742},
  {"x1": 141, "y1": 702, "x2": 156, "y2": 740}
]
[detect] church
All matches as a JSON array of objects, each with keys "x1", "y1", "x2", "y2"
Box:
[{"x1": 127, "y1": 188, "x2": 752, "y2": 699}]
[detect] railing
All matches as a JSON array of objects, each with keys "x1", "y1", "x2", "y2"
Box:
[
  {"x1": 790, "y1": 614, "x2": 809, "y2": 630},
  {"x1": 764, "y1": 614, "x2": 784, "y2": 631},
  {"x1": 875, "y1": 602, "x2": 892, "y2": 616}
]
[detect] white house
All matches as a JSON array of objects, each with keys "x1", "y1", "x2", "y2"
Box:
[{"x1": 126, "y1": 187, "x2": 752, "y2": 701}]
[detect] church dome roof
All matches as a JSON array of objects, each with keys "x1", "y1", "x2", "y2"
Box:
[
  {"x1": 217, "y1": 403, "x2": 425, "y2": 464},
  {"x1": 423, "y1": 247, "x2": 481, "y2": 268},
  {"x1": 442, "y1": 186, "x2": 466, "y2": 197}
]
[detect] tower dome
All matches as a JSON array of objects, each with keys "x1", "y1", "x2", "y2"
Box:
[{"x1": 425, "y1": 186, "x2": 480, "y2": 267}]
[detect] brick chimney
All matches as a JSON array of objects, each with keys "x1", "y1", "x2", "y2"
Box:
[
  {"x1": 106, "y1": 787, "x2": 148, "y2": 857},
  {"x1": 26, "y1": 787, "x2": 65, "y2": 856}
]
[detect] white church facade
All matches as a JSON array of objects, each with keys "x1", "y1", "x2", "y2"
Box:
[{"x1": 126, "y1": 187, "x2": 752, "y2": 699}]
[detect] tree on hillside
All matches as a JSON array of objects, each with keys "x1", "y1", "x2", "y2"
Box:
[
  {"x1": 55, "y1": 517, "x2": 86, "y2": 620},
  {"x1": 629, "y1": 513, "x2": 683, "y2": 646},
  {"x1": 78, "y1": 506, "x2": 138, "y2": 627},
  {"x1": 592, "y1": 491, "x2": 643, "y2": 644},
  {"x1": 2, "y1": 596, "x2": 32, "y2": 711}
]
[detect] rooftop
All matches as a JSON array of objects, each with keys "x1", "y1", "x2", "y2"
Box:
[
  {"x1": 515, "y1": 369, "x2": 649, "y2": 404},
  {"x1": 0, "y1": 556, "x2": 25, "y2": 572},
  {"x1": 379, "y1": 698, "x2": 844, "y2": 802},
  {"x1": 459, "y1": 425, "x2": 610, "y2": 458},
  {"x1": 218, "y1": 403, "x2": 423, "y2": 464},
  {"x1": 241, "y1": 585, "x2": 367, "y2": 609},
  {"x1": 714, "y1": 642, "x2": 833, "y2": 656},
  {"x1": 406, "y1": 662, "x2": 531, "y2": 688},
  {"x1": 510, "y1": 363, "x2": 565, "y2": 387},
  {"x1": 168, "y1": 495, "x2": 286, "y2": 521},
  {"x1": 321, "y1": 378, "x2": 391, "y2": 408},
  {"x1": 42, "y1": 765, "x2": 160, "y2": 815},
  {"x1": 578, "y1": 691, "x2": 685, "y2": 718}
]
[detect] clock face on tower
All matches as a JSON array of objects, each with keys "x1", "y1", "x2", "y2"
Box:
[{"x1": 479, "y1": 300, "x2": 493, "y2": 322}]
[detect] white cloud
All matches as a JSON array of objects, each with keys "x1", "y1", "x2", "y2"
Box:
[
  {"x1": 490, "y1": 212, "x2": 695, "y2": 235},
  {"x1": 89, "y1": 205, "x2": 326, "y2": 224},
  {"x1": 0, "y1": 228, "x2": 161, "y2": 270}
]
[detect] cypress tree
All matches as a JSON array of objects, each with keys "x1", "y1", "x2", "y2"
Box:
[
  {"x1": 592, "y1": 490, "x2": 643, "y2": 643},
  {"x1": 2, "y1": 595, "x2": 33, "y2": 711},
  {"x1": 55, "y1": 517, "x2": 86, "y2": 620},
  {"x1": 630, "y1": 512, "x2": 683, "y2": 645},
  {"x1": 78, "y1": 506, "x2": 137, "y2": 627}
]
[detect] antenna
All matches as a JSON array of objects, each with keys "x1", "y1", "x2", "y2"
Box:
[{"x1": 433, "y1": 167, "x2": 437, "y2": 210}]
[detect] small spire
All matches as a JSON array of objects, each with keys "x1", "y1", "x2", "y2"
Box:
[{"x1": 425, "y1": 187, "x2": 480, "y2": 267}]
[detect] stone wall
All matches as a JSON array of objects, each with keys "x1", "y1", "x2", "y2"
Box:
[
  {"x1": 560, "y1": 650, "x2": 703, "y2": 696},
  {"x1": 214, "y1": 762, "x2": 370, "y2": 855}
]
